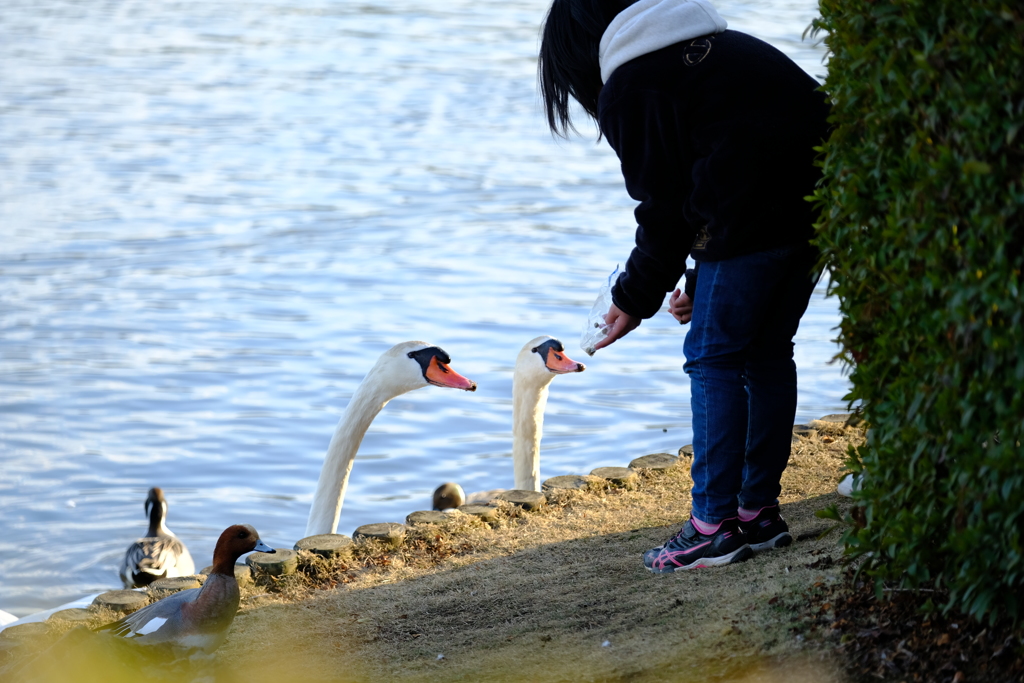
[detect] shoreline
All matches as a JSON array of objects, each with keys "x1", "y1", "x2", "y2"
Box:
[{"x1": 2, "y1": 417, "x2": 858, "y2": 682}]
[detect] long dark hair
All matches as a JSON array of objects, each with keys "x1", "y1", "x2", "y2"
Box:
[{"x1": 538, "y1": 0, "x2": 635, "y2": 137}]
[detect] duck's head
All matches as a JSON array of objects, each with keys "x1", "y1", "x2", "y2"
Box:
[
  {"x1": 214, "y1": 524, "x2": 275, "y2": 566},
  {"x1": 517, "y1": 336, "x2": 586, "y2": 381},
  {"x1": 145, "y1": 487, "x2": 167, "y2": 519},
  {"x1": 432, "y1": 482, "x2": 467, "y2": 511},
  {"x1": 373, "y1": 341, "x2": 478, "y2": 395}
]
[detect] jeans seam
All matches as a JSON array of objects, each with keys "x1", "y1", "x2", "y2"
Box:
[{"x1": 695, "y1": 262, "x2": 717, "y2": 522}]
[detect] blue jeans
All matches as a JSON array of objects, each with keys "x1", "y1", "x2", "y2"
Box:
[{"x1": 683, "y1": 243, "x2": 821, "y2": 524}]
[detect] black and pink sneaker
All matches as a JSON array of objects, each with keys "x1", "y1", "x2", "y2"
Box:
[
  {"x1": 643, "y1": 518, "x2": 753, "y2": 573},
  {"x1": 738, "y1": 505, "x2": 793, "y2": 553}
]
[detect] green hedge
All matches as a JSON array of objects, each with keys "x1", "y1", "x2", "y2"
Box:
[{"x1": 811, "y1": 1, "x2": 1024, "y2": 622}]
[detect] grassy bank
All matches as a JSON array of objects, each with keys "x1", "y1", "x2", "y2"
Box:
[{"x1": 4, "y1": 420, "x2": 859, "y2": 682}]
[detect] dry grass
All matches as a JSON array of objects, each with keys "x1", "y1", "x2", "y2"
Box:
[{"x1": 2, "y1": 420, "x2": 863, "y2": 683}]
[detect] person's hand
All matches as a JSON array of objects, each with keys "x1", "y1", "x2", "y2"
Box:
[
  {"x1": 668, "y1": 288, "x2": 693, "y2": 324},
  {"x1": 593, "y1": 303, "x2": 641, "y2": 350}
]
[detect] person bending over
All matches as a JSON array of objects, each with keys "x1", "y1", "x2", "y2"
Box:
[{"x1": 538, "y1": 0, "x2": 830, "y2": 572}]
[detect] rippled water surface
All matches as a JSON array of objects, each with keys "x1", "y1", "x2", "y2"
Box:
[{"x1": 0, "y1": 0, "x2": 841, "y2": 616}]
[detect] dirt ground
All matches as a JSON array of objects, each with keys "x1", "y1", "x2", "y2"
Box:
[{"x1": 3, "y1": 419, "x2": 1021, "y2": 683}]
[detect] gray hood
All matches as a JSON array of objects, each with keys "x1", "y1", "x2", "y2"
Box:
[{"x1": 599, "y1": 0, "x2": 728, "y2": 83}]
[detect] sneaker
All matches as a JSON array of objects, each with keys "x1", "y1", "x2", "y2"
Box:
[
  {"x1": 643, "y1": 518, "x2": 753, "y2": 573},
  {"x1": 738, "y1": 505, "x2": 792, "y2": 552}
]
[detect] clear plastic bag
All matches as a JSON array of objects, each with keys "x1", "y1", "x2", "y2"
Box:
[{"x1": 580, "y1": 265, "x2": 619, "y2": 356}]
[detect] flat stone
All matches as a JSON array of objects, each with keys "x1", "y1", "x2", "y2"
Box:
[
  {"x1": 199, "y1": 564, "x2": 253, "y2": 587},
  {"x1": 493, "y1": 489, "x2": 546, "y2": 511},
  {"x1": 93, "y1": 590, "x2": 149, "y2": 613},
  {"x1": 628, "y1": 453, "x2": 680, "y2": 470},
  {"x1": 247, "y1": 548, "x2": 298, "y2": 576},
  {"x1": 353, "y1": 523, "x2": 406, "y2": 548},
  {"x1": 234, "y1": 563, "x2": 253, "y2": 587},
  {"x1": 793, "y1": 424, "x2": 818, "y2": 439},
  {"x1": 678, "y1": 444, "x2": 694, "y2": 457},
  {"x1": 542, "y1": 475, "x2": 593, "y2": 491},
  {"x1": 458, "y1": 504, "x2": 500, "y2": 522},
  {"x1": 47, "y1": 608, "x2": 94, "y2": 624},
  {"x1": 0, "y1": 622, "x2": 49, "y2": 640},
  {"x1": 405, "y1": 510, "x2": 450, "y2": 526},
  {"x1": 590, "y1": 467, "x2": 639, "y2": 487},
  {"x1": 817, "y1": 413, "x2": 851, "y2": 423},
  {"x1": 293, "y1": 533, "x2": 354, "y2": 559},
  {"x1": 149, "y1": 576, "x2": 203, "y2": 593}
]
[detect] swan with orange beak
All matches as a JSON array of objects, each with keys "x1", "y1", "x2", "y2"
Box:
[
  {"x1": 305, "y1": 342, "x2": 477, "y2": 536},
  {"x1": 511, "y1": 336, "x2": 586, "y2": 491}
]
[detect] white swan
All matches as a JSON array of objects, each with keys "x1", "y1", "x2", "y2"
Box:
[
  {"x1": 120, "y1": 487, "x2": 195, "y2": 587},
  {"x1": 510, "y1": 335, "x2": 586, "y2": 491},
  {"x1": 305, "y1": 341, "x2": 477, "y2": 536},
  {"x1": 446, "y1": 335, "x2": 585, "y2": 507}
]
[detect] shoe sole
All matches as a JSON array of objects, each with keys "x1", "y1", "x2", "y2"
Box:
[
  {"x1": 647, "y1": 544, "x2": 754, "y2": 573},
  {"x1": 749, "y1": 532, "x2": 792, "y2": 553}
]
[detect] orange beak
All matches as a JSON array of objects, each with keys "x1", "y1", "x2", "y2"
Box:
[
  {"x1": 425, "y1": 356, "x2": 478, "y2": 391},
  {"x1": 544, "y1": 348, "x2": 586, "y2": 374}
]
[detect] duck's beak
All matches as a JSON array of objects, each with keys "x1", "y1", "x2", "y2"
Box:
[
  {"x1": 544, "y1": 348, "x2": 586, "y2": 374},
  {"x1": 426, "y1": 357, "x2": 478, "y2": 391},
  {"x1": 253, "y1": 540, "x2": 275, "y2": 554}
]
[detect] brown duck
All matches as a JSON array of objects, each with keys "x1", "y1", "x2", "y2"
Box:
[{"x1": 99, "y1": 524, "x2": 274, "y2": 653}]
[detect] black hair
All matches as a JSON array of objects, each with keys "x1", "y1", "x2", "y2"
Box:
[{"x1": 538, "y1": 0, "x2": 635, "y2": 138}]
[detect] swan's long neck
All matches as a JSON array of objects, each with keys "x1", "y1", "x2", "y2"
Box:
[
  {"x1": 511, "y1": 373, "x2": 552, "y2": 492},
  {"x1": 305, "y1": 380, "x2": 394, "y2": 536}
]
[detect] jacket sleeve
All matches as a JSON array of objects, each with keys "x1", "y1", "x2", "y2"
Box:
[{"x1": 600, "y1": 86, "x2": 696, "y2": 319}]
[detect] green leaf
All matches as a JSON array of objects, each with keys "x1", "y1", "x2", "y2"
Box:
[{"x1": 962, "y1": 160, "x2": 992, "y2": 175}]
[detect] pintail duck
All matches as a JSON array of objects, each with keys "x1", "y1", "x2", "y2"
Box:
[
  {"x1": 98, "y1": 524, "x2": 273, "y2": 653},
  {"x1": 120, "y1": 487, "x2": 195, "y2": 588}
]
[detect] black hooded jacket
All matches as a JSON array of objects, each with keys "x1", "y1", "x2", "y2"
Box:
[{"x1": 598, "y1": 29, "x2": 831, "y2": 319}]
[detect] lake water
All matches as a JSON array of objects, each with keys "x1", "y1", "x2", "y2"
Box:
[{"x1": 0, "y1": 0, "x2": 842, "y2": 617}]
